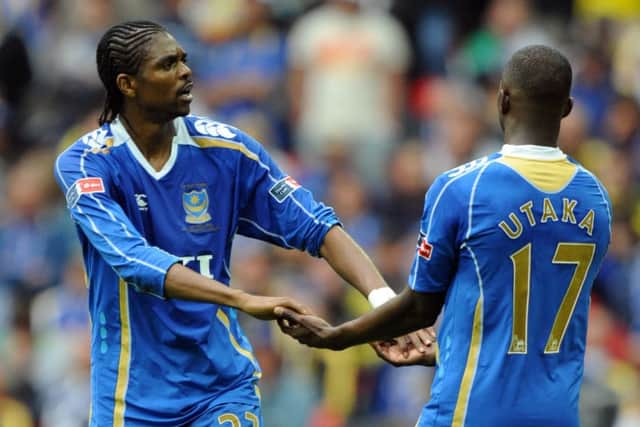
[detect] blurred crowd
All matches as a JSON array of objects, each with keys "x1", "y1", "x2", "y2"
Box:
[{"x1": 0, "y1": 0, "x2": 639, "y2": 426}]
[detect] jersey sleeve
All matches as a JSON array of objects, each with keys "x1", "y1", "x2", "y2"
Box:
[
  {"x1": 408, "y1": 174, "x2": 463, "y2": 293},
  {"x1": 235, "y1": 132, "x2": 340, "y2": 257},
  {"x1": 54, "y1": 146, "x2": 179, "y2": 298}
]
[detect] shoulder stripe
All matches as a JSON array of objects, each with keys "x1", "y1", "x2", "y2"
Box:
[
  {"x1": 466, "y1": 162, "x2": 492, "y2": 240},
  {"x1": 55, "y1": 155, "x2": 70, "y2": 191},
  {"x1": 73, "y1": 148, "x2": 168, "y2": 280},
  {"x1": 238, "y1": 217, "x2": 294, "y2": 249},
  {"x1": 193, "y1": 136, "x2": 333, "y2": 228},
  {"x1": 78, "y1": 147, "x2": 132, "y2": 238},
  {"x1": 192, "y1": 136, "x2": 261, "y2": 162},
  {"x1": 579, "y1": 166, "x2": 612, "y2": 236},
  {"x1": 426, "y1": 160, "x2": 497, "y2": 241},
  {"x1": 76, "y1": 204, "x2": 167, "y2": 276}
]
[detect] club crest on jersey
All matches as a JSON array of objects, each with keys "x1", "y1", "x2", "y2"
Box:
[
  {"x1": 183, "y1": 189, "x2": 212, "y2": 224},
  {"x1": 269, "y1": 176, "x2": 301, "y2": 203},
  {"x1": 417, "y1": 233, "x2": 433, "y2": 260}
]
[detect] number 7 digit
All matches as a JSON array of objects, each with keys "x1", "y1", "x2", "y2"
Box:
[
  {"x1": 545, "y1": 243, "x2": 595, "y2": 353},
  {"x1": 508, "y1": 242, "x2": 595, "y2": 354}
]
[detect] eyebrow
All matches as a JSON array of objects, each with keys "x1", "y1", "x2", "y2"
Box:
[{"x1": 153, "y1": 50, "x2": 186, "y2": 65}]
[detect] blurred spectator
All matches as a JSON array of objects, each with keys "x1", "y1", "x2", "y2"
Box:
[
  {"x1": 0, "y1": 149, "x2": 74, "y2": 294},
  {"x1": 0, "y1": 365, "x2": 34, "y2": 427},
  {"x1": 326, "y1": 169, "x2": 381, "y2": 251},
  {"x1": 30, "y1": 253, "x2": 90, "y2": 427},
  {"x1": 421, "y1": 80, "x2": 500, "y2": 180},
  {"x1": 0, "y1": 31, "x2": 32, "y2": 162},
  {"x1": 374, "y1": 141, "x2": 428, "y2": 237},
  {"x1": 612, "y1": 22, "x2": 640, "y2": 102},
  {"x1": 187, "y1": 0, "x2": 289, "y2": 149},
  {"x1": 288, "y1": 0, "x2": 411, "y2": 189},
  {"x1": 454, "y1": 0, "x2": 553, "y2": 79},
  {"x1": 572, "y1": 46, "x2": 616, "y2": 136},
  {"x1": 575, "y1": 0, "x2": 640, "y2": 21}
]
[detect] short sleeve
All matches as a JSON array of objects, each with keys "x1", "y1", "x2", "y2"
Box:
[{"x1": 408, "y1": 175, "x2": 462, "y2": 293}]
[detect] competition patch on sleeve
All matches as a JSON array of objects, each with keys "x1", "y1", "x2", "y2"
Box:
[
  {"x1": 269, "y1": 176, "x2": 301, "y2": 203},
  {"x1": 416, "y1": 232, "x2": 433, "y2": 260},
  {"x1": 66, "y1": 177, "x2": 105, "y2": 208}
]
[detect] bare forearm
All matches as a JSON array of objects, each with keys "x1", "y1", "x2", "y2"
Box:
[
  {"x1": 336, "y1": 288, "x2": 444, "y2": 348},
  {"x1": 164, "y1": 263, "x2": 245, "y2": 308},
  {"x1": 320, "y1": 226, "x2": 389, "y2": 297}
]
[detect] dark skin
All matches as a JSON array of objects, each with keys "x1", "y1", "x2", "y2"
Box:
[
  {"x1": 277, "y1": 288, "x2": 444, "y2": 365},
  {"x1": 110, "y1": 32, "x2": 436, "y2": 350},
  {"x1": 276, "y1": 74, "x2": 575, "y2": 366}
]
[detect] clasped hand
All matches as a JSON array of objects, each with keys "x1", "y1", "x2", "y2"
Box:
[{"x1": 274, "y1": 307, "x2": 437, "y2": 366}]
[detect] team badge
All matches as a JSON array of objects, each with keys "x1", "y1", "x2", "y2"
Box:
[{"x1": 183, "y1": 189, "x2": 212, "y2": 224}]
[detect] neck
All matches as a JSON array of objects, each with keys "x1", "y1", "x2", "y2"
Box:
[
  {"x1": 119, "y1": 109, "x2": 175, "y2": 169},
  {"x1": 503, "y1": 119, "x2": 560, "y2": 148}
]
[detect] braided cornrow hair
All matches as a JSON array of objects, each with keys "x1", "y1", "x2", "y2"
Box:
[{"x1": 96, "y1": 20, "x2": 167, "y2": 125}]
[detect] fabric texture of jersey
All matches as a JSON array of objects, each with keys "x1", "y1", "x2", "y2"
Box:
[
  {"x1": 54, "y1": 115, "x2": 340, "y2": 426},
  {"x1": 409, "y1": 145, "x2": 611, "y2": 427}
]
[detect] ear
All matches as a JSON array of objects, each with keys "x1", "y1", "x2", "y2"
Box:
[
  {"x1": 562, "y1": 97, "x2": 573, "y2": 118},
  {"x1": 498, "y1": 87, "x2": 510, "y2": 115},
  {"x1": 116, "y1": 73, "x2": 136, "y2": 99}
]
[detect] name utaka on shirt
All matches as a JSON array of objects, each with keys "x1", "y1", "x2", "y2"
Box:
[{"x1": 498, "y1": 197, "x2": 595, "y2": 238}]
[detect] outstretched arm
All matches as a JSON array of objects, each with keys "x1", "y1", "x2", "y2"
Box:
[
  {"x1": 164, "y1": 263, "x2": 309, "y2": 320},
  {"x1": 320, "y1": 227, "x2": 437, "y2": 352},
  {"x1": 277, "y1": 287, "x2": 445, "y2": 350}
]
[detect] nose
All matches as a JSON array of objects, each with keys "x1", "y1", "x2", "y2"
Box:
[{"x1": 179, "y1": 60, "x2": 192, "y2": 79}]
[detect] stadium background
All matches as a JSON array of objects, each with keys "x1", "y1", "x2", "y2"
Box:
[{"x1": 0, "y1": 0, "x2": 638, "y2": 426}]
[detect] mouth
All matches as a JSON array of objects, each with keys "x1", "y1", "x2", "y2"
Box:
[{"x1": 178, "y1": 81, "x2": 194, "y2": 102}]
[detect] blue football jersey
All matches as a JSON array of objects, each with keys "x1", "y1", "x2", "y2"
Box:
[
  {"x1": 54, "y1": 115, "x2": 340, "y2": 426},
  {"x1": 409, "y1": 145, "x2": 611, "y2": 427}
]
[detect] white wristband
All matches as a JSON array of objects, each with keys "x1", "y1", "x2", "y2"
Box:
[{"x1": 367, "y1": 287, "x2": 397, "y2": 308}]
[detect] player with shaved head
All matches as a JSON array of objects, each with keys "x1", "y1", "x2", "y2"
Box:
[{"x1": 278, "y1": 45, "x2": 612, "y2": 427}]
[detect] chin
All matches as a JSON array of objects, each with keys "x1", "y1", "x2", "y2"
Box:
[{"x1": 175, "y1": 105, "x2": 191, "y2": 117}]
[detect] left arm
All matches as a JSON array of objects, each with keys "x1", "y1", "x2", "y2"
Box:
[{"x1": 278, "y1": 287, "x2": 445, "y2": 350}]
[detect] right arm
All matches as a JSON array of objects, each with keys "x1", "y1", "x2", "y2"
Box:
[
  {"x1": 277, "y1": 287, "x2": 444, "y2": 350},
  {"x1": 164, "y1": 263, "x2": 308, "y2": 319},
  {"x1": 279, "y1": 172, "x2": 463, "y2": 363}
]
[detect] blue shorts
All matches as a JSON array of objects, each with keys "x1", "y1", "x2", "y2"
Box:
[{"x1": 190, "y1": 402, "x2": 263, "y2": 427}]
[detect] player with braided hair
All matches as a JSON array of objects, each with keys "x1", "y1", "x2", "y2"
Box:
[
  {"x1": 95, "y1": 20, "x2": 167, "y2": 125},
  {"x1": 54, "y1": 20, "x2": 432, "y2": 426}
]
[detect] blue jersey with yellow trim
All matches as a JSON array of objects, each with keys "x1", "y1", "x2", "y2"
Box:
[
  {"x1": 409, "y1": 145, "x2": 611, "y2": 427},
  {"x1": 54, "y1": 115, "x2": 339, "y2": 426}
]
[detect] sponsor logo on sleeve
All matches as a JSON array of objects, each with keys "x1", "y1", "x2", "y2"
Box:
[
  {"x1": 66, "y1": 177, "x2": 105, "y2": 208},
  {"x1": 269, "y1": 176, "x2": 301, "y2": 203},
  {"x1": 416, "y1": 233, "x2": 433, "y2": 260}
]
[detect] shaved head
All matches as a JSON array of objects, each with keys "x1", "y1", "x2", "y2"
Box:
[
  {"x1": 498, "y1": 45, "x2": 574, "y2": 146},
  {"x1": 502, "y1": 45, "x2": 572, "y2": 108}
]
